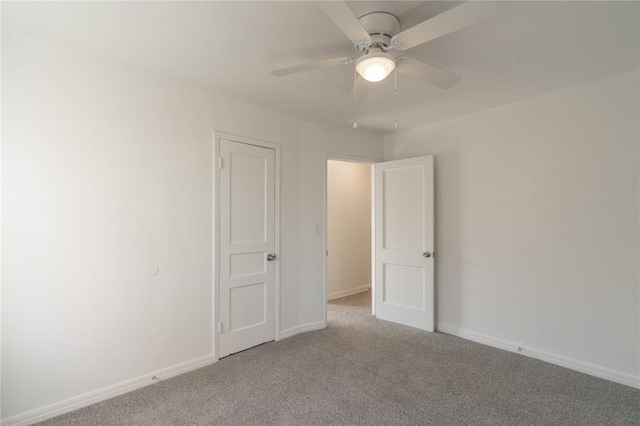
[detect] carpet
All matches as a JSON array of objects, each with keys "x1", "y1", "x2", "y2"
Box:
[{"x1": 40, "y1": 290, "x2": 639, "y2": 425}]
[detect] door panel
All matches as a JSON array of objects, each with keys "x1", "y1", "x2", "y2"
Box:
[
  {"x1": 383, "y1": 264, "x2": 425, "y2": 309},
  {"x1": 382, "y1": 165, "x2": 424, "y2": 251},
  {"x1": 230, "y1": 252, "x2": 266, "y2": 278},
  {"x1": 219, "y1": 139, "x2": 275, "y2": 357},
  {"x1": 375, "y1": 155, "x2": 434, "y2": 331},
  {"x1": 229, "y1": 282, "x2": 266, "y2": 332},
  {"x1": 229, "y1": 151, "x2": 268, "y2": 243}
]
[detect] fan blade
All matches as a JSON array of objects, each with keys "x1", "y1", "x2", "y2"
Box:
[
  {"x1": 396, "y1": 57, "x2": 461, "y2": 89},
  {"x1": 391, "y1": 1, "x2": 496, "y2": 50},
  {"x1": 319, "y1": 1, "x2": 371, "y2": 44},
  {"x1": 272, "y1": 57, "x2": 354, "y2": 77}
]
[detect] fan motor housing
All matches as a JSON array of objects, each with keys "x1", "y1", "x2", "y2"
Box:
[{"x1": 357, "y1": 12, "x2": 400, "y2": 52}]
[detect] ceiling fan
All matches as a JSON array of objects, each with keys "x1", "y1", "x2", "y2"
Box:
[{"x1": 272, "y1": 1, "x2": 496, "y2": 89}]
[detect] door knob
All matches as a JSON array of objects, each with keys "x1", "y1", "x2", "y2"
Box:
[
  {"x1": 423, "y1": 252, "x2": 432, "y2": 258},
  {"x1": 267, "y1": 254, "x2": 277, "y2": 261}
]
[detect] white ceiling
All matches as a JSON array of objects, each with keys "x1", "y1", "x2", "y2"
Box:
[{"x1": 3, "y1": 1, "x2": 639, "y2": 134}]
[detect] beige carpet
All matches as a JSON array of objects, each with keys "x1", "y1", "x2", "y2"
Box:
[{"x1": 41, "y1": 290, "x2": 639, "y2": 425}]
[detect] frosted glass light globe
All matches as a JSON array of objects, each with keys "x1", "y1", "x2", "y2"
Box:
[{"x1": 356, "y1": 53, "x2": 396, "y2": 83}]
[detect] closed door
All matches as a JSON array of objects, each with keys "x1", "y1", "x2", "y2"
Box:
[
  {"x1": 375, "y1": 155, "x2": 435, "y2": 331},
  {"x1": 219, "y1": 139, "x2": 276, "y2": 358}
]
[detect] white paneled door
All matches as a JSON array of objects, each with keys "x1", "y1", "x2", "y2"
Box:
[
  {"x1": 219, "y1": 139, "x2": 276, "y2": 358},
  {"x1": 375, "y1": 155, "x2": 435, "y2": 331}
]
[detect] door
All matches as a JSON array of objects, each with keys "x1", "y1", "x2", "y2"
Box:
[
  {"x1": 375, "y1": 155, "x2": 434, "y2": 331},
  {"x1": 219, "y1": 139, "x2": 276, "y2": 357}
]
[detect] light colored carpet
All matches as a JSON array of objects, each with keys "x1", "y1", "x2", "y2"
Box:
[{"x1": 41, "y1": 290, "x2": 639, "y2": 425}]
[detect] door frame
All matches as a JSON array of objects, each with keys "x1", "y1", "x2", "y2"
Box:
[
  {"x1": 212, "y1": 131, "x2": 281, "y2": 361},
  {"x1": 323, "y1": 153, "x2": 379, "y2": 324}
]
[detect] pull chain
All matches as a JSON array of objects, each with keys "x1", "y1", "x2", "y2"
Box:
[
  {"x1": 394, "y1": 67, "x2": 398, "y2": 129},
  {"x1": 353, "y1": 67, "x2": 358, "y2": 128}
]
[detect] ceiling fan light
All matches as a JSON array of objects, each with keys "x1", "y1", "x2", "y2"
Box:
[{"x1": 356, "y1": 53, "x2": 395, "y2": 83}]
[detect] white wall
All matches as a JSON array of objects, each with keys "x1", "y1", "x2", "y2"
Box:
[
  {"x1": 327, "y1": 160, "x2": 371, "y2": 299},
  {"x1": 1, "y1": 31, "x2": 384, "y2": 422},
  {"x1": 384, "y1": 71, "x2": 640, "y2": 386}
]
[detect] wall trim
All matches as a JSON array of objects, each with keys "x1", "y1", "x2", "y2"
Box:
[
  {"x1": 328, "y1": 284, "x2": 371, "y2": 301},
  {"x1": 1, "y1": 354, "x2": 217, "y2": 426},
  {"x1": 277, "y1": 321, "x2": 327, "y2": 341},
  {"x1": 436, "y1": 323, "x2": 639, "y2": 390}
]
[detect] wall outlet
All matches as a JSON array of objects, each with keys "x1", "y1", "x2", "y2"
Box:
[{"x1": 313, "y1": 224, "x2": 322, "y2": 235}]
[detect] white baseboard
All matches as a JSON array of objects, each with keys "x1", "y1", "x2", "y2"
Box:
[
  {"x1": 10, "y1": 324, "x2": 635, "y2": 425},
  {"x1": 436, "y1": 323, "x2": 639, "y2": 390},
  {"x1": 277, "y1": 321, "x2": 327, "y2": 341},
  {"x1": 5, "y1": 321, "x2": 328, "y2": 425},
  {"x1": 2, "y1": 354, "x2": 217, "y2": 426},
  {"x1": 327, "y1": 284, "x2": 371, "y2": 301}
]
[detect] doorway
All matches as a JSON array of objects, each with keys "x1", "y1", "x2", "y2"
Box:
[
  {"x1": 325, "y1": 158, "x2": 375, "y2": 316},
  {"x1": 324, "y1": 154, "x2": 435, "y2": 332}
]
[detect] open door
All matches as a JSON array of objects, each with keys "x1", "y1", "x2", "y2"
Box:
[{"x1": 374, "y1": 155, "x2": 434, "y2": 331}]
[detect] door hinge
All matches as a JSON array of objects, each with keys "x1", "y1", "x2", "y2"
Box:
[
  {"x1": 218, "y1": 322, "x2": 223, "y2": 334},
  {"x1": 218, "y1": 157, "x2": 223, "y2": 169}
]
